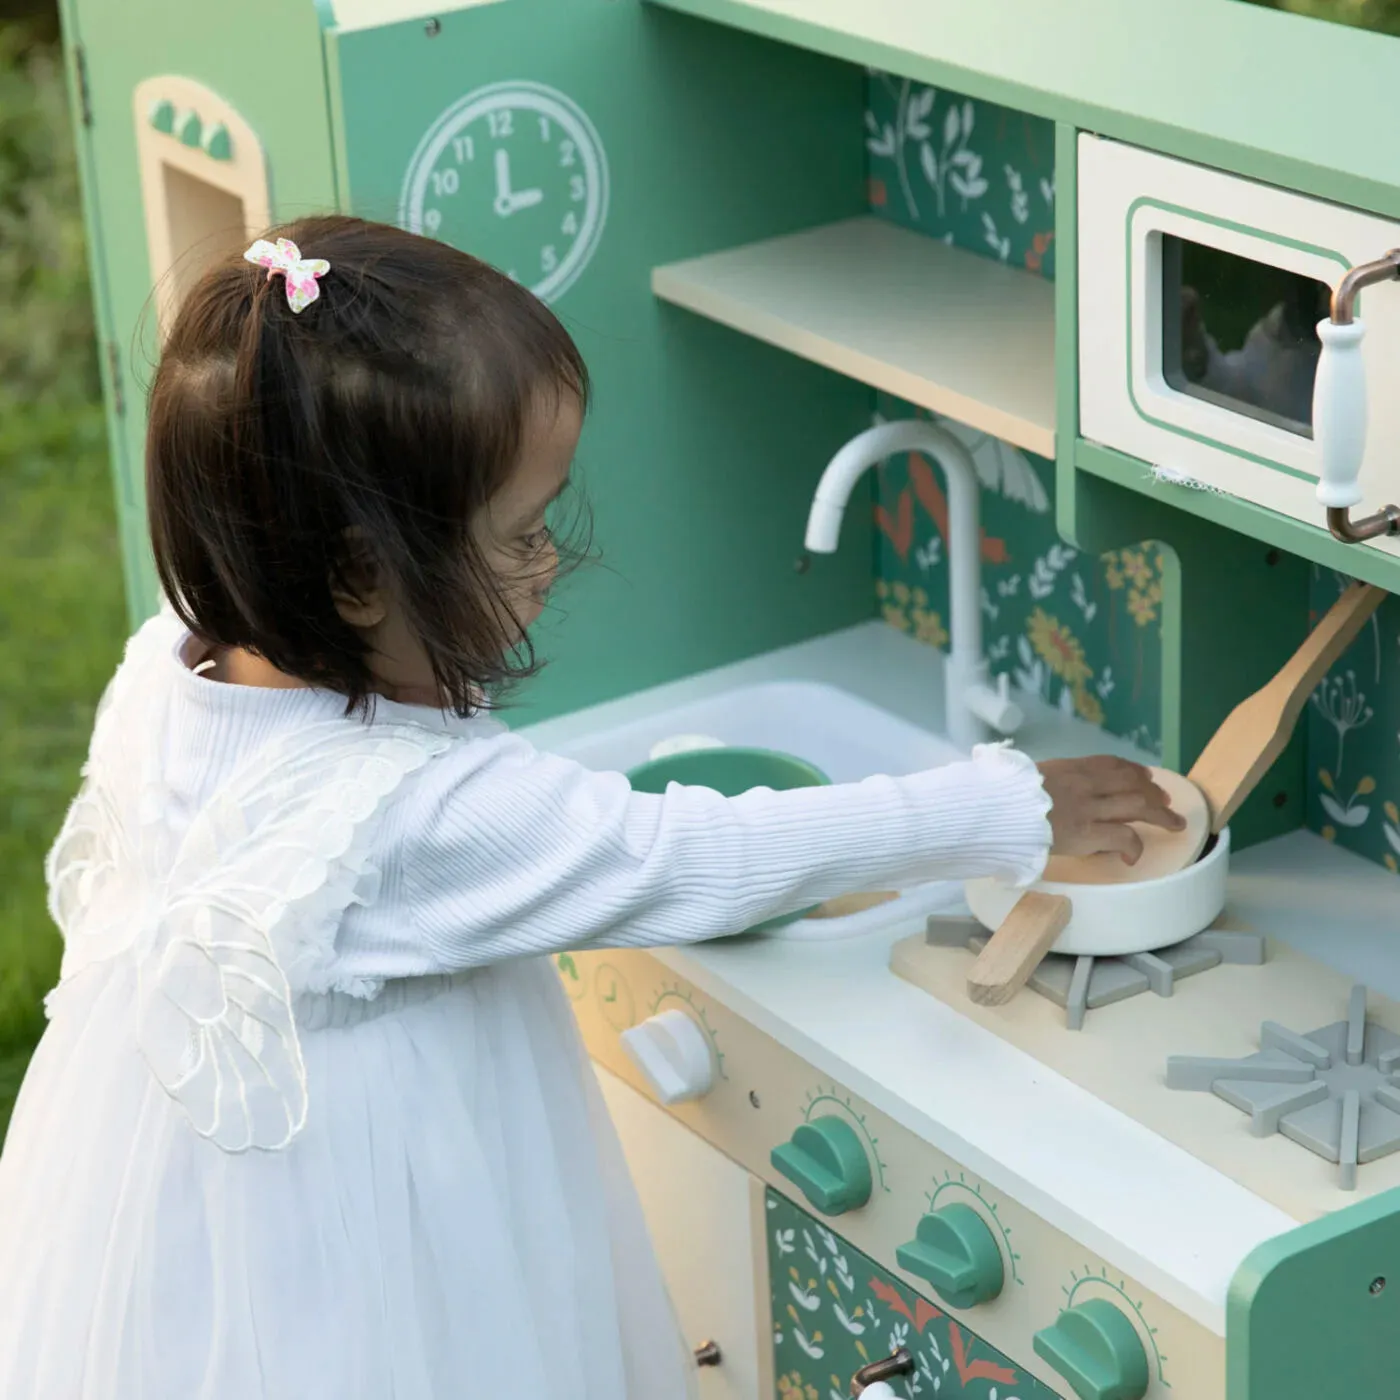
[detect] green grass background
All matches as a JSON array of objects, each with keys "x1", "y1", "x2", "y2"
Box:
[{"x1": 0, "y1": 13, "x2": 126, "y2": 1139}]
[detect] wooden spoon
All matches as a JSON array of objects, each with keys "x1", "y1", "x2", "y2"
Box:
[
  {"x1": 807, "y1": 890, "x2": 900, "y2": 919},
  {"x1": 965, "y1": 580, "x2": 1385, "y2": 1005},
  {"x1": 1187, "y1": 580, "x2": 1385, "y2": 833}
]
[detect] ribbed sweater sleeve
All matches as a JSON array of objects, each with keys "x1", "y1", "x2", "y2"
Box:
[{"x1": 403, "y1": 734, "x2": 1052, "y2": 971}]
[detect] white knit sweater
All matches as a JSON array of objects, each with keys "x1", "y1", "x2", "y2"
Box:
[{"x1": 79, "y1": 613, "x2": 1054, "y2": 998}]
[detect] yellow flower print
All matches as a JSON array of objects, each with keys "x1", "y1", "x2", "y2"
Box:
[
  {"x1": 1127, "y1": 581, "x2": 1161, "y2": 627},
  {"x1": 1120, "y1": 547, "x2": 1154, "y2": 591},
  {"x1": 1322, "y1": 826, "x2": 1337, "y2": 843},
  {"x1": 1027, "y1": 607, "x2": 1092, "y2": 687},
  {"x1": 1072, "y1": 684, "x2": 1105, "y2": 726},
  {"x1": 777, "y1": 1373, "x2": 817, "y2": 1400},
  {"x1": 876, "y1": 579, "x2": 890, "y2": 600},
  {"x1": 882, "y1": 602, "x2": 911, "y2": 632},
  {"x1": 1103, "y1": 551, "x2": 1125, "y2": 591},
  {"x1": 892, "y1": 581, "x2": 911, "y2": 606},
  {"x1": 1386, "y1": 854, "x2": 1398, "y2": 875},
  {"x1": 911, "y1": 606, "x2": 950, "y2": 649}
]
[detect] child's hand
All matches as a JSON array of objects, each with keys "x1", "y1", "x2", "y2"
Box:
[{"x1": 1037, "y1": 756, "x2": 1186, "y2": 865}]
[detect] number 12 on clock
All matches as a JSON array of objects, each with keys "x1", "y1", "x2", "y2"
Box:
[{"x1": 399, "y1": 80, "x2": 610, "y2": 305}]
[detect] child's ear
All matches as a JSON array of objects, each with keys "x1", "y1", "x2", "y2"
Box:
[{"x1": 330, "y1": 528, "x2": 388, "y2": 629}]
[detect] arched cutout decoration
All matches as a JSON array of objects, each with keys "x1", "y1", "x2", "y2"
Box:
[{"x1": 133, "y1": 76, "x2": 271, "y2": 334}]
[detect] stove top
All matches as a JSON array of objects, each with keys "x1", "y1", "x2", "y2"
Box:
[
  {"x1": 890, "y1": 916, "x2": 1400, "y2": 1221},
  {"x1": 1167, "y1": 985, "x2": 1400, "y2": 1190},
  {"x1": 927, "y1": 915, "x2": 1266, "y2": 1030}
]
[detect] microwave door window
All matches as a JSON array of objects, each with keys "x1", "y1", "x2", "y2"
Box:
[{"x1": 1162, "y1": 234, "x2": 1331, "y2": 438}]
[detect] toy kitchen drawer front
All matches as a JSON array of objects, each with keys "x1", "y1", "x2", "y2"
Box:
[
  {"x1": 564, "y1": 949, "x2": 1224, "y2": 1400},
  {"x1": 1077, "y1": 133, "x2": 1400, "y2": 557}
]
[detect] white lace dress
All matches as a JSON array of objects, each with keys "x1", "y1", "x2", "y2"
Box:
[{"x1": 0, "y1": 612, "x2": 1051, "y2": 1400}]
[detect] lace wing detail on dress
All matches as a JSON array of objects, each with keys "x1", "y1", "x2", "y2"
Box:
[
  {"x1": 135, "y1": 721, "x2": 452, "y2": 1153},
  {"x1": 45, "y1": 611, "x2": 186, "y2": 983}
]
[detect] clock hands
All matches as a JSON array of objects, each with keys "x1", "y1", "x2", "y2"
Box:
[{"x1": 492, "y1": 148, "x2": 543, "y2": 219}]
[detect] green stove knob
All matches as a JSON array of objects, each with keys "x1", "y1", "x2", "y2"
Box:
[
  {"x1": 894, "y1": 1202, "x2": 1004, "y2": 1308},
  {"x1": 1033, "y1": 1299, "x2": 1149, "y2": 1400},
  {"x1": 770, "y1": 1116, "x2": 871, "y2": 1215}
]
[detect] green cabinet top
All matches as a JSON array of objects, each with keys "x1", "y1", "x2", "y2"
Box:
[{"x1": 647, "y1": 0, "x2": 1400, "y2": 220}]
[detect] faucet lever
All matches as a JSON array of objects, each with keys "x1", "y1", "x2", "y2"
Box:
[{"x1": 964, "y1": 670, "x2": 1024, "y2": 737}]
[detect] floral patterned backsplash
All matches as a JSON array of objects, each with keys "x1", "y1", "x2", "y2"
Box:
[
  {"x1": 864, "y1": 75, "x2": 1400, "y2": 874},
  {"x1": 1306, "y1": 569, "x2": 1400, "y2": 873},
  {"x1": 864, "y1": 78, "x2": 1164, "y2": 756}
]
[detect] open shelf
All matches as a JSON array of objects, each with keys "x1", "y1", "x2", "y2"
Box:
[{"x1": 652, "y1": 217, "x2": 1055, "y2": 457}]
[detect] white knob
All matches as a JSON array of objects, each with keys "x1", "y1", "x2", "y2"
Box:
[
  {"x1": 1314, "y1": 318, "x2": 1368, "y2": 509},
  {"x1": 620, "y1": 1008, "x2": 715, "y2": 1104},
  {"x1": 859, "y1": 1385, "x2": 898, "y2": 1399}
]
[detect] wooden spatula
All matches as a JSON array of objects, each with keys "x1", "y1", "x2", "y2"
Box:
[{"x1": 1188, "y1": 580, "x2": 1385, "y2": 833}]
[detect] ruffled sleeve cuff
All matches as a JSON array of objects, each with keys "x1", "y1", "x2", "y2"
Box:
[{"x1": 966, "y1": 741, "x2": 1054, "y2": 887}]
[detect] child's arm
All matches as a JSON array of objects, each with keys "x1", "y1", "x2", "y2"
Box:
[{"x1": 402, "y1": 736, "x2": 1102, "y2": 968}]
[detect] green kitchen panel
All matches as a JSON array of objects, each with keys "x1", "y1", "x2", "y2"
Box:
[
  {"x1": 59, "y1": 0, "x2": 341, "y2": 619},
  {"x1": 766, "y1": 1188, "x2": 1061, "y2": 1399},
  {"x1": 326, "y1": 0, "x2": 875, "y2": 725},
  {"x1": 1228, "y1": 1183, "x2": 1400, "y2": 1398}
]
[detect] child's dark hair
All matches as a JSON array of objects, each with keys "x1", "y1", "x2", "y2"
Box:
[{"x1": 147, "y1": 214, "x2": 590, "y2": 716}]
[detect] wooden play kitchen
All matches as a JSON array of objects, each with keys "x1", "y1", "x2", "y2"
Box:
[{"x1": 58, "y1": 0, "x2": 1400, "y2": 1397}]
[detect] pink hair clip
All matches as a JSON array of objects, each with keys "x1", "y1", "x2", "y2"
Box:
[{"x1": 243, "y1": 237, "x2": 330, "y2": 314}]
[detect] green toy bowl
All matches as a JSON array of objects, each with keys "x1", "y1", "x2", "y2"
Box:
[{"x1": 625, "y1": 746, "x2": 830, "y2": 933}]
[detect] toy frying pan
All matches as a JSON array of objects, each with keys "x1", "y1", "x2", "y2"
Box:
[{"x1": 964, "y1": 581, "x2": 1386, "y2": 1006}]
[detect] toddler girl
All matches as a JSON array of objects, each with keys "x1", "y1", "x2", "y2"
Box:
[{"x1": 0, "y1": 216, "x2": 1177, "y2": 1399}]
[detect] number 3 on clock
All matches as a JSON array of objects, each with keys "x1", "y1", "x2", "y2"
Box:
[{"x1": 399, "y1": 80, "x2": 610, "y2": 305}]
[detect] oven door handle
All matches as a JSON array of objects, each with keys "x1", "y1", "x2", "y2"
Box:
[
  {"x1": 850, "y1": 1347, "x2": 914, "y2": 1396},
  {"x1": 1314, "y1": 250, "x2": 1400, "y2": 543}
]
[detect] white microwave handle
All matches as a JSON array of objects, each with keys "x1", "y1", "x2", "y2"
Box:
[
  {"x1": 1313, "y1": 250, "x2": 1400, "y2": 544},
  {"x1": 1314, "y1": 320, "x2": 1367, "y2": 510}
]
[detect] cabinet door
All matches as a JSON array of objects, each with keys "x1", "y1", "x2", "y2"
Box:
[{"x1": 596, "y1": 1066, "x2": 770, "y2": 1400}]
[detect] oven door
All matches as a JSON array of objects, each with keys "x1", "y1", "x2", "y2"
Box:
[{"x1": 1078, "y1": 134, "x2": 1400, "y2": 556}]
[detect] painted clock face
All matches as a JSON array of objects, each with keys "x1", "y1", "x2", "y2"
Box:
[{"x1": 399, "y1": 80, "x2": 609, "y2": 304}]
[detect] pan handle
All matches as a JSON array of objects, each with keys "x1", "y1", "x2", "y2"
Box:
[{"x1": 966, "y1": 892, "x2": 1072, "y2": 1006}]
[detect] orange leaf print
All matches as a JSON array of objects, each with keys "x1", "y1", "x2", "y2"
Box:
[
  {"x1": 912, "y1": 1298, "x2": 942, "y2": 1334},
  {"x1": 868, "y1": 1277, "x2": 943, "y2": 1334},
  {"x1": 1025, "y1": 229, "x2": 1054, "y2": 274},
  {"x1": 868, "y1": 1277, "x2": 918, "y2": 1330},
  {"x1": 950, "y1": 1322, "x2": 1018, "y2": 1386},
  {"x1": 874, "y1": 488, "x2": 914, "y2": 561},
  {"x1": 906, "y1": 453, "x2": 1010, "y2": 565},
  {"x1": 868, "y1": 177, "x2": 888, "y2": 208}
]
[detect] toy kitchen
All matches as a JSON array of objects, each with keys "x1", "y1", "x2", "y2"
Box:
[{"x1": 59, "y1": 0, "x2": 1400, "y2": 1394}]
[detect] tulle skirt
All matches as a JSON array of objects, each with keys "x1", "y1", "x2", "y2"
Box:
[{"x1": 0, "y1": 954, "x2": 697, "y2": 1400}]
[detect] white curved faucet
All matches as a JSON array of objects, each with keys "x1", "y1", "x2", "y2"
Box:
[{"x1": 804, "y1": 419, "x2": 1024, "y2": 751}]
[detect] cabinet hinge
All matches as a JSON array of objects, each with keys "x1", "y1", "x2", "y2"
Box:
[
  {"x1": 74, "y1": 44, "x2": 93, "y2": 128},
  {"x1": 106, "y1": 341, "x2": 125, "y2": 417}
]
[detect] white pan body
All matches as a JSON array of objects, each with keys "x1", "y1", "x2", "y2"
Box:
[{"x1": 963, "y1": 828, "x2": 1231, "y2": 957}]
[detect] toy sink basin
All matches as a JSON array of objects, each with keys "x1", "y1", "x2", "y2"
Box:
[
  {"x1": 555, "y1": 681, "x2": 968, "y2": 938},
  {"x1": 626, "y1": 745, "x2": 831, "y2": 934}
]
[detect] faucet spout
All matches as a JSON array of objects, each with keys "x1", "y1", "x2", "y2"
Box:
[{"x1": 805, "y1": 419, "x2": 1023, "y2": 750}]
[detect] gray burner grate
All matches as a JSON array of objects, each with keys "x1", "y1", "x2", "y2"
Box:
[
  {"x1": 1166, "y1": 986, "x2": 1400, "y2": 1190},
  {"x1": 926, "y1": 917, "x2": 1266, "y2": 1031}
]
